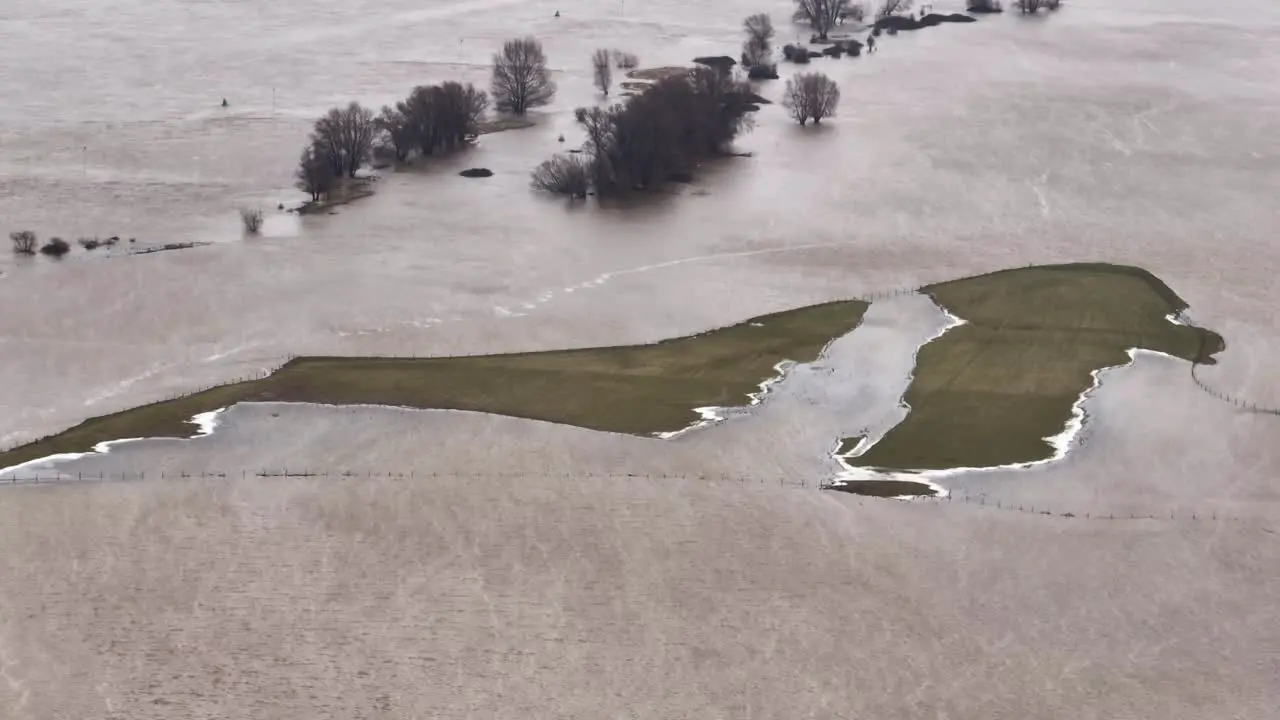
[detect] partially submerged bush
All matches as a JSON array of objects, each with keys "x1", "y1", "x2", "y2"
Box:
[
  {"x1": 10, "y1": 230, "x2": 37, "y2": 254},
  {"x1": 967, "y1": 0, "x2": 1003, "y2": 12},
  {"x1": 783, "y1": 72, "x2": 841, "y2": 125},
  {"x1": 40, "y1": 237, "x2": 71, "y2": 257},
  {"x1": 78, "y1": 237, "x2": 101, "y2": 250},
  {"x1": 531, "y1": 155, "x2": 589, "y2": 198},
  {"x1": 612, "y1": 50, "x2": 640, "y2": 70},
  {"x1": 240, "y1": 208, "x2": 264, "y2": 234}
]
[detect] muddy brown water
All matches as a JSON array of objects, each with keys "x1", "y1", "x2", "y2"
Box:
[{"x1": 0, "y1": 1, "x2": 1278, "y2": 717}]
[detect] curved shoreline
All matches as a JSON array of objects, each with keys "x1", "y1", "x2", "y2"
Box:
[
  {"x1": 0, "y1": 408, "x2": 226, "y2": 478},
  {"x1": 832, "y1": 347, "x2": 1176, "y2": 498}
]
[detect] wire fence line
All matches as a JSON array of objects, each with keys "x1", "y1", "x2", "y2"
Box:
[
  {"x1": 1189, "y1": 362, "x2": 1280, "y2": 416},
  {"x1": 0, "y1": 469, "x2": 1265, "y2": 528}
]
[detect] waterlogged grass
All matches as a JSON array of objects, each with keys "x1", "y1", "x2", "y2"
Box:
[
  {"x1": 848, "y1": 263, "x2": 1225, "y2": 472},
  {"x1": 0, "y1": 301, "x2": 868, "y2": 470}
]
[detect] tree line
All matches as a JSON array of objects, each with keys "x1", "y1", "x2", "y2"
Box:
[
  {"x1": 296, "y1": 37, "x2": 558, "y2": 203},
  {"x1": 532, "y1": 65, "x2": 761, "y2": 198}
]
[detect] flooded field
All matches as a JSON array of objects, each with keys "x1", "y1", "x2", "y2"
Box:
[{"x1": 1, "y1": 0, "x2": 1278, "y2": 717}]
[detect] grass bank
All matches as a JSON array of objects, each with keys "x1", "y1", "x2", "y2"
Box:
[
  {"x1": 0, "y1": 301, "x2": 868, "y2": 470},
  {"x1": 847, "y1": 263, "x2": 1224, "y2": 471}
]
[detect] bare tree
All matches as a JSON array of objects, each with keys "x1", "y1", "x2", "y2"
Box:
[
  {"x1": 782, "y1": 72, "x2": 840, "y2": 125},
  {"x1": 311, "y1": 102, "x2": 376, "y2": 178},
  {"x1": 592, "y1": 49, "x2": 613, "y2": 95},
  {"x1": 376, "y1": 105, "x2": 415, "y2": 162},
  {"x1": 612, "y1": 50, "x2": 640, "y2": 70},
  {"x1": 531, "y1": 155, "x2": 589, "y2": 198},
  {"x1": 1015, "y1": 0, "x2": 1047, "y2": 11},
  {"x1": 295, "y1": 145, "x2": 336, "y2": 202},
  {"x1": 240, "y1": 208, "x2": 264, "y2": 234},
  {"x1": 876, "y1": 0, "x2": 912, "y2": 20},
  {"x1": 742, "y1": 13, "x2": 776, "y2": 75},
  {"x1": 10, "y1": 230, "x2": 37, "y2": 254},
  {"x1": 793, "y1": 0, "x2": 849, "y2": 40},
  {"x1": 744, "y1": 13, "x2": 775, "y2": 54},
  {"x1": 491, "y1": 37, "x2": 556, "y2": 115}
]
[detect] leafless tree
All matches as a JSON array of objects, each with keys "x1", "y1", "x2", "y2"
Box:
[
  {"x1": 876, "y1": 0, "x2": 913, "y2": 20},
  {"x1": 531, "y1": 155, "x2": 589, "y2": 198},
  {"x1": 742, "y1": 13, "x2": 776, "y2": 73},
  {"x1": 240, "y1": 208, "x2": 264, "y2": 234},
  {"x1": 433, "y1": 81, "x2": 489, "y2": 149},
  {"x1": 295, "y1": 145, "x2": 336, "y2": 202},
  {"x1": 782, "y1": 72, "x2": 840, "y2": 125},
  {"x1": 376, "y1": 105, "x2": 415, "y2": 162},
  {"x1": 311, "y1": 102, "x2": 377, "y2": 178},
  {"x1": 793, "y1": 0, "x2": 850, "y2": 40},
  {"x1": 10, "y1": 230, "x2": 37, "y2": 254},
  {"x1": 842, "y1": 2, "x2": 867, "y2": 23},
  {"x1": 491, "y1": 37, "x2": 556, "y2": 115},
  {"x1": 1015, "y1": 0, "x2": 1048, "y2": 11},
  {"x1": 612, "y1": 50, "x2": 639, "y2": 70},
  {"x1": 592, "y1": 49, "x2": 613, "y2": 95}
]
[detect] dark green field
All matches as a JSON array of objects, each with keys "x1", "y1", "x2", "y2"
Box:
[
  {"x1": 0, "y1": 301, "x2": 869, "y2": 469},
  {"x1": 847, "y1": 264, "x2": 1224, "y2": 471}
]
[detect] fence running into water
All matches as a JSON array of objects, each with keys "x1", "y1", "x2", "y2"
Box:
[{"x1": 0, "y1": 469, "x2": 1267, "y2": 529}]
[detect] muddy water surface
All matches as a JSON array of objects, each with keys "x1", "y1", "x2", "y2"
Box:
[{"x1": 2, "y1": 0, "x2": 1278, "y2": 479}]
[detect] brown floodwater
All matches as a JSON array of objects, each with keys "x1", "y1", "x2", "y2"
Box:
[
  {"x1": 2, "y1": 0, "x2": 1278, "y2": 467},
  {"x1": 1, "y1": 3, "x2": 1279, "y2": 717}
]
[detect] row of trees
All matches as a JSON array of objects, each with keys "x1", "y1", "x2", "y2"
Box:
[
  {"x1": 10, "y1": 231, "x2": 74, "y2": 257},
  {"x1": 296, "y1": 38, "x2": 558, "y2": 202},
  {"x1": 533, "y1": 66, "x2": 757, "y2": 198}
]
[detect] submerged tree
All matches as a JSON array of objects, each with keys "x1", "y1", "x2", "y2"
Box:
[
  {"x1": 876, "y1": 0, "x2": 913, "y2": 20},
  {"x1": 239, "y1": 208, "x2": 264, "y2": 234},
  {"x1": 295, "y1": 144, "x2": 337, "y2": 202},
  {"x1": 783, "y1": 72, "x2": 840, "y2": 125},
  {"x1": 491, "y1": 37, "x2": 556, "y2": 115},
  {"x1": 9, "y1": 230, "x2": 37, "y2": 254},
  {"x1": 742, "y1": 13, "x2": 777, "y2": 78},
  {"x1": 793, "y1": 0, "x2": 851, "y2": 40},
  {"x1": 310, "y1": 102, "x2": 376, "y2": 178},
  {"x1": 531, "y1": 154, "x2": 590, "y2": 198},
  {"x1": 592, "y1": 48, "x2": 613, "y2": 95},
  {"x1": 376, "y1": 105, "x2": 415, "y2": 162}
]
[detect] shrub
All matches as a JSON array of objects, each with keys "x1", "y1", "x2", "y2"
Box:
[
  {"x1": 78, "y1": 237, "x2": 101, "y2": 250},
  {"x1": 10, "y1": 230, "x2": 37, "y2": 254},
  {"x1": 747, "y1": 63, "x2": 779, "y2": 79},
  {"x1": 40, "y1": 237, "x2": 71, "y2": 257},
  {"x1": 613, "y1": 50, "x2": 640, "y2": 70},
  {"x1": 968, "y1": 0, "x2": 1003, "y2": 10},
  {"x1": 531, "y1": 155, "x2": 589, "y2": 198},
  {"x1": 240, "y1": 208, "x2": 264, "y2": 234},
  {"x1": 783, "y1": 72, "x2": 841, "y2": 125}
]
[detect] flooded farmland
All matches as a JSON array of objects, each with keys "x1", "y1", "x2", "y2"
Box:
[{"x1": 1, "y1": 0, "x2": 1278, "y2": 718}]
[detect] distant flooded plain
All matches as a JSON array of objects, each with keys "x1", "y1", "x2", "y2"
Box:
[{"x1": 1, "y1": 0, "x2": 1278, "y2": 476}]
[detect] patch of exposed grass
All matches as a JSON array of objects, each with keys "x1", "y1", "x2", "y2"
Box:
[
  {"x1": 827, "y1": 480, "x2": 938, "y2": 498},
  {"x1": 476, "y1": 116, "x2": 536, "y2": 135},
  {"x1": 0, "y1": 301, "x2": 868, "y2": 470},
  {"x1": 625, "y1": 66, "x2": 689, "y2": 81},
  {"x1": 847, "y1": 263, "x2": 1224, "y2": 471}
]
